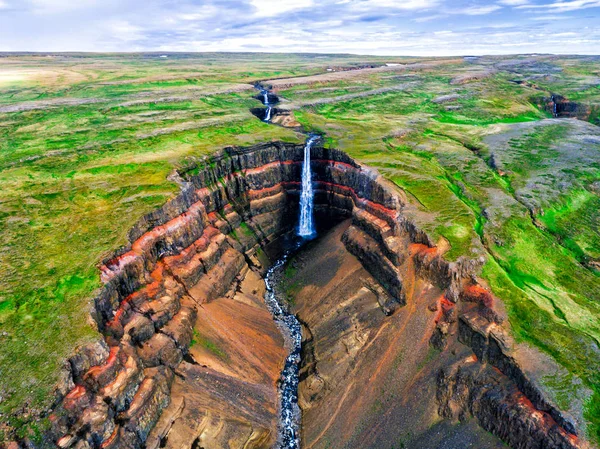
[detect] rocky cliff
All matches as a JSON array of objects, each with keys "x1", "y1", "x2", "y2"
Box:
[{"x1": 36, "y1": 141, "x2": 587, "y2": 449}]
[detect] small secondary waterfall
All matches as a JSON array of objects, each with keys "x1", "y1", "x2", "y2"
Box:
[
  {"x1": 298, "y1": 136, "x2": 318, "y2": 238},
  {"x1": 262, "y1": 90, "x2": 273, "y2": 122}
]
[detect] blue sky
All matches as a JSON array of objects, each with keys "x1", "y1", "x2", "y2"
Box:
[{"x1": 0, "y1": 0, "x2": 598, "y2": 55}]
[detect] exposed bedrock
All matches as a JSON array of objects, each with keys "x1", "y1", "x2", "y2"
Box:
[
  {"x1": 539, "y1": 94, "x2": 596, "y2": 122},
  {"x1": 42, "y1": 141, "x2": 587, "y2": 449},
  {"x1": 250, "y1": 107, "x2": 299, "y2": 127},
  {"x1": 287, "y1": 225, "x2": 588, "y2": 449}
]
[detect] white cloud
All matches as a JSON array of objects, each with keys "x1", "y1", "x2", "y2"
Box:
[
  {"x1": 518, "y1": 0, "x2": 600, "y2": 12},
  {"x1": 413, "y1": 13, "x2": 446, "y2": 22},
  {"x1": 250, "y1": 0, "x2": 314, "y2": 16},
  {"x1": 0, "y1": 0, "x2": 598, "y2": 55},
  {"x1": 460, "y1": 5, "x2": 503, "y2": 15},
  {"x1": 30, "y1": 0, "x2": 113, "y2": 14},
  {"x1": 176, "y1": 6, "x2": 221, "y2": 22},
  {"x1": 105, "y1": 20, "x2": 143, "y2": 42},
  {"x1": 498, "y1": 0, "x2": 530, "y2": 5},
  {"x1": 530, "y1": 13, "x2": 575, "y2": 18},
  {"x1": 364, "y1": 0, "x2": 440, "y2": 9}
]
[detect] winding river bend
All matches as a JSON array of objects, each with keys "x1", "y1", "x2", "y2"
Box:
[{"x1": 256, "y1": 86, "x2": 317, "y2": 448}]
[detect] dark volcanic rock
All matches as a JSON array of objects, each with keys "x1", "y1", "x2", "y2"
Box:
[
  {"x1": 438, "y1": 358, "x2": 580, "y2": 449},
  {"x1": 41, "y1": 141, "x2": 584, "y2": 449}
]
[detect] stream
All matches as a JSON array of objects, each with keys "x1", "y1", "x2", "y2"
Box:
[
  {"x1": 255, "y1": 86, "x2": 317, "y2": 448},
  {"x1": 263, "y1": 249, "x2": 303, "y2": 449}
]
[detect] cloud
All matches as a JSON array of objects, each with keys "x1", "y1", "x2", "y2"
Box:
[
  {"x1": 250, "y1": 0, "x2": 314, "y2": 16},
  {"x1": 363, "y1": 0, "x2": 440, "y2": 9},
  {"x1": 412, "y1": 13, "x2": 446, "y2": 22},
  {"x1": 498, "y1": 0, "x2": 530, "y2": 5},
  {"x1": 530, "y1": 13, "x2": 575, "y2": 18},
  {"x1": 0, "y1": 0, "x2": 598, "y2": 55},
  {"x1": 105, "y1": 20, "x2": 144, "y2": 42},
  {"x1": 459, "y1": 5, "x2": 503, "y2": 14},
  {"x1": 29, "y1": 0, "x2": 111, "y2": 14},
  {"x1": 518, "y1": 0, "x2": 600, "y2": 12}
]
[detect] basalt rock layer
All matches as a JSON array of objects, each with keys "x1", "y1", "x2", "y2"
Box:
[{"x1": 41, "y1": 141, "x2": 586, "y2": 449}]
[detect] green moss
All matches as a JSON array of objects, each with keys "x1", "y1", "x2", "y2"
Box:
[
  {"x1": 2, "y1": 53, "x2": 600, "y2": 443},
  {"x1": 191, "y1": 330, "x2": 228, "y2": 360},
  {"x1": 538, "y1": 189, "x2": 600, "y2": 262}
]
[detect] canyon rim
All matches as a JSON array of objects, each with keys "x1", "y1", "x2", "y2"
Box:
[{"x1": 0, "y1": 51, "x2": 599, "y2": 449}]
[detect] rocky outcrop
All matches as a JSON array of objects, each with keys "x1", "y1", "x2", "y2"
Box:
[
  {"x1": 538, "y1": 94, "x2": 595, "y2": 121},
  {"x1": 42, "y1": 141, "x2": 417, "y2": 449},
  {"x1": 457, "y1": 311, "x2": 579, "y2": 436},
  {"x1": 437, "y1": 357, "x2": 579, "y2": 449},
  {"x1": 39, "y1": 140, "x2": 586, "y2": 449}
]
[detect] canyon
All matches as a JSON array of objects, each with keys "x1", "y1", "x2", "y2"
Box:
[
  {"x1": 37, "y1": 137, "x2": 590, "y2": 449},
  {"x1": 1, "y1": 52, "x2": 599, "y2": 449}
]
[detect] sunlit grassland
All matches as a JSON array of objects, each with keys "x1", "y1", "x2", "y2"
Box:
[
  {"x1": 0, "y1": 53, "x2": 599, "y2": 442},
  {"x1": 0, "y1": 54, "x2": 324, "y2": 432},
  {"x1": 287, "y1": 62, "x2": 600, "y2": 441}
]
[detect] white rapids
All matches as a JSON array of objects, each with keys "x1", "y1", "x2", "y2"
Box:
[{"x1": 263, "y1": 251, "x2": 303, "y2": 449}]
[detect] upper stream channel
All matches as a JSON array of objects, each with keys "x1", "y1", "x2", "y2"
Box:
[{"x1": 255, "y1": 85, "x2": 317, "y2": 448}]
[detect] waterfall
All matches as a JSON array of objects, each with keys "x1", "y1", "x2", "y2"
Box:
[
  {"x1": 298, "y1": 136, "x2": 318, "y2": 238},
  {"x1": 262, "y1": 90, "x2": 272, "y2": 122},
  {"x1": 253, "y1": 85, "x2": 315, "y2": 448}
]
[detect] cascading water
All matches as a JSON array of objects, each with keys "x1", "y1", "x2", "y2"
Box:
[
  {"x1": 262, "y1": 89, "x2": 273, "y2": 122},
  {"x1": 298, "y1": 136, "x2": 318, "y2": 238},
  {"x1": 252, "y1": 86, "x2": 316, "y2": 448},
  {"x1": 551, "y1": 95, "x2": 558, "y2": 117}
]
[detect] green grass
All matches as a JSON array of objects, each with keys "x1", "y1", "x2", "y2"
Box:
[
  {"x1": 538, "y1": 189, "x2": 600, "y2": 263},
  {"x1": 1, "y1": 52, "x2": 600, "y2": 443},
  {"x1": 190, "y1": 330, "x2": 228, "y2": 360},
  {"x1": 285, "y1": 56, "x2": 600, "y2": 443}
]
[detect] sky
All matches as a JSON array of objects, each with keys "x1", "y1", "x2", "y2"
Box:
[{"x1": 0, "y1": 0, "x2": 599, "y2": 55}]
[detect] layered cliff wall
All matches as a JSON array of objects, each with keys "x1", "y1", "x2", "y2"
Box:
[
  {"x1": 44, "y1": 141, "x2": 410, "y2": 449},
  {"x1": 42, "y1": 141, "x2": 586, "y2": 449}
]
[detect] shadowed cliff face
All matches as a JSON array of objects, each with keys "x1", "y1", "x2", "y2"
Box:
[
  {"x1": 42, "y1": 142, "x2": 588, "y2": 449},
  {"x1": 284, "y1": 225, "x2": 588, "y2": 449},
  {"x1": 537, "y1": 94, "x2": 595, "y2": 122}
]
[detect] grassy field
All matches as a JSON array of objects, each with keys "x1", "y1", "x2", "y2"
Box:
[
  {"x1": 274, "y1": 54, "x2": 600, "y2": 442},
  {"x1": 0, "y1": 53, "x2": 599, "y2": 441}
]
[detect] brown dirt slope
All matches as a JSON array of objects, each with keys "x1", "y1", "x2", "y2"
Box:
[
  {"x1": 150, "y1": 267, "x2": 286, "y2": 449},
  {"x1": 285, "y1": 220, "x2": 506, "y2": 449}
]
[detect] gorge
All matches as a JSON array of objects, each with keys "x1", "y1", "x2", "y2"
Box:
[{"x1": 17, "y1": 82, "x2": 591, "y2": 449}]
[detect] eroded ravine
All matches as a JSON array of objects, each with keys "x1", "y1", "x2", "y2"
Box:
[
  {"x1": 257, "y1": 85, "x2": 315, "y2": 448},
  {"x1": 36, "y1": 85, "x2": 593, "y2": 449}
]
